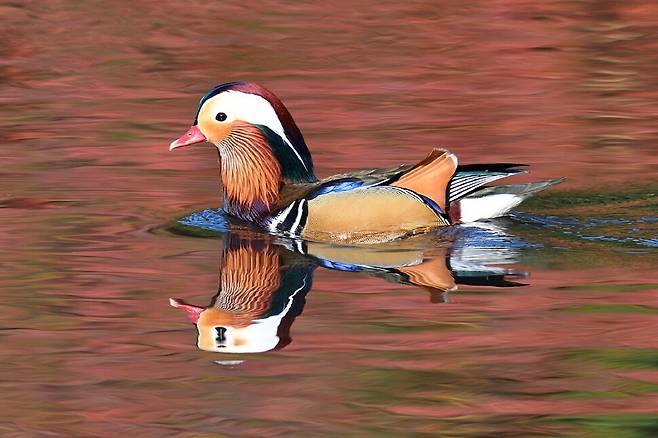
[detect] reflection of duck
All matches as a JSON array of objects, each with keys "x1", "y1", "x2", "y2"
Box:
[
  {"x1": 169, "y1": 82, "x2": 562, "y2": 243},
  {"x1": 170, "y1": 223, "x2": 526, "y2": 354},
  {"x1": 171, "y1": 236, "x2": 313, "y2": 353}
]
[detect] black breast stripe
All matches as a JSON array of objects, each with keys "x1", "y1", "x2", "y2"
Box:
[{"x1": 278, "y1": 200, "x2": 308, "y2": 237}]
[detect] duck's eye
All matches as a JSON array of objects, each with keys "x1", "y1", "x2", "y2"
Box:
[{"x1": 215, "y1": 112, "x2": 227, "y2": 122}]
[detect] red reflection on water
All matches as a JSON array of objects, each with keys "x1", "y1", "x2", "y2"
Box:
[{"x1": 1, "y1": 0, "x2": 658, "y2": 436}]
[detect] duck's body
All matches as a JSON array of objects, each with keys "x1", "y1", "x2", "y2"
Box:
[{"x1": 171, "y1": 82, "x2": 562, "y2": 243}]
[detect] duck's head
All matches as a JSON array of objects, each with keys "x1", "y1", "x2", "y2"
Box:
[
  {"x1": 170, "y1": 82, "x2": 316, "y2": 220},
  {"x1": 170, "y1": 82, "x2": 316, "y2": 182},
  {"x1": 169, "y1": 299, "x2": 287, "y2": 354}
]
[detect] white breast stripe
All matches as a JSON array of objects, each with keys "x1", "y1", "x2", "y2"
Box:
[
  {"x1": 290, "y1": 199, "x2": 306, "y2": 236},
  {"x1": 268, "y1": 202, "x2": 295, "y2": 232}
]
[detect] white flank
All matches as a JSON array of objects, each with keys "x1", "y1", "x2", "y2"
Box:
[{"x1": 458, "y1": 193, "x2": 523, "y2": 223}]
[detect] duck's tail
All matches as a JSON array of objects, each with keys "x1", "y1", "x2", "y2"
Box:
[{"x1": 449, "y1": 178, "x2": 565, "y2": 223}]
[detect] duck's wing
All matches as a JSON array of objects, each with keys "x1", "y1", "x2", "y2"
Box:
[
  {"x1": 320, "y1": 163, "x2": 412, "y2": 184},
  {"x1": 278, "y1": 163, "x2": 412, "y2": 206},
  {"x1": 448, "y1": 163, "x2": 528, "y2": 203}
]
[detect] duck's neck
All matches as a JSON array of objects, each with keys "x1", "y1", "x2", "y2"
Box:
[{"x1": 217, "y1": 123, "x2": 316, "y2": 221}]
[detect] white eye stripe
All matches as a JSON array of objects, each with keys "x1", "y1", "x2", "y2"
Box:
[{"x1": 205, "y1": 91, "x2": 308, "y2": 171}]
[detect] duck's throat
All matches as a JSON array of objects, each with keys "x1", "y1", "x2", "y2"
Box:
[{"x1": 218, "y1": 125, "x2": 282, "y2": 221}]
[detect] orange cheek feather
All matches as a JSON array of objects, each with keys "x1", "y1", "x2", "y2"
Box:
[{"x1": 198, "y1": 118, "x2": 233, "y2": 144}]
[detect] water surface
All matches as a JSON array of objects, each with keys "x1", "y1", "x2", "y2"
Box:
[{"x1": 1, "y1": 1, "x2": 658, "y2": 436}]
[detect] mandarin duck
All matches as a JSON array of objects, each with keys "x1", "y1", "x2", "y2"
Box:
[
  {"x1": 170, "y1": 82, "x2": 562, "y2": 243},
  {"x1": 170, "y1": 228, "x2": 526, "y2": 353}
]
